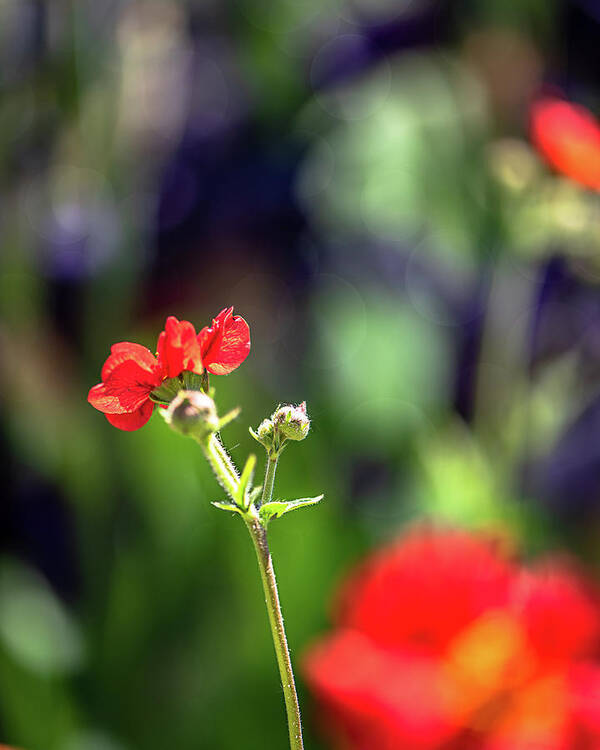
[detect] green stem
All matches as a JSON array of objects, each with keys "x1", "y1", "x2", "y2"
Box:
[
  {"x1": 245, "y1": 514, "x2": 304, "y2": 750},
  {"x1": 260, "y1": 452, "x2": 279, "y2": 507},
  {"x1": 200, "y1": 434, "x2": 239, "y2": 499},
  {"x1": 213, "y1": 433, "x2": 239, "y2": 487},
  {"x1": 200, "y1": 435, "x2": 303, "y2": 750}
]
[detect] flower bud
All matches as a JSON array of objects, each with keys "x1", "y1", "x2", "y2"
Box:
[
  {"x1": 249, "y1": 418, "x2": 275, "y2": 450},
  {"x1": 257, "y1": 418, "x2": 274, "y2": 441},
  {"x1": 162, "y1": 390, "x2": 219, "y2": 439},
  {"x1": 272, "y1": 402, "x2": 310, "y2": 442}
]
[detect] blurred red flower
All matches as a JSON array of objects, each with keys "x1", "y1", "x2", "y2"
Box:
[
  {"x1": 197, "y1": 306, "x2": 251, "y2": 376},
  {"x1": 88, "y1": 308, "x2": 250, "y2": 430},
  {"x1": 303, "y1": 528, "x2": 600, "y2": 750},
  {"x1": 531, "y1": 97, "x2": 600, "y2": 190}
]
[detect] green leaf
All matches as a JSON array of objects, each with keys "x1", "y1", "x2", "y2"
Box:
[
  {"x1": 211, "y1": 501, "x2": 243, "y2": 516},
  {"x1": 237, "y1": 454, "x2": 256, "y2": 510},
  {"x1": 259, "y1": 495, "x2": 323, "y2": 526}
]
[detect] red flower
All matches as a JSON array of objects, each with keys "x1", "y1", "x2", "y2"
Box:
[
  {"x1": 335, "y1": 530, "x2": 514, "y2": 655},
  {"x1": 88, "y1": 308, "x2": 251, "y2": 431},
  {"x1": 530, "y1": 97, "x2": 600, "y2": 190},
  {"x1": 87, "y1": 342, "x2": 165, "y2": 431},
  {"x1": 197, "y1": 306, "x2": 251, "y2": 376},
  {"x1": 303, "y1": 527, "x2": 600, "y2": 750},
  {"x1": 157, "y1": 316, "x2": 204, "y2": 379}
]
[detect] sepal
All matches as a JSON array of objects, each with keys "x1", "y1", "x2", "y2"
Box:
[
  {"x1": 181, "y1": 371, "x2": 204, "y2": 391},
  {"x1": 249, "y1": 419, "x2": 275, "y2": 450},
  {"x1": 236, "y1": 454, "x2": 256, "y2": 511},
  {"x1": 150, "y1": 377, "x2": 184, "y2": 404},
  {"x1": 218, "y1": 407, "x2": 241, "y2": 431},
  {"x1": 259, "y1": 495, "x2": 323, "y2": 527},
  {"x1": 248, "y1": 486, "x2": 262, "y2": 505},
  {"x1": 212, "y1": 500, "x2": 244, "y2": 516}
]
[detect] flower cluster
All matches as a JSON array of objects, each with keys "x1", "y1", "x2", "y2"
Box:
[
  {"x1": 88, "y1": 307, "x2": 250, "y2": 430},
  {"x1": 531, "y1": 97, "x2": 600, "y2": 190},
  {"x1": 303, "y1": 527, "x2": 600, "y2": 750},
  {"x1": 251, "y1": 402, "x2": 311, "y2": 456}
]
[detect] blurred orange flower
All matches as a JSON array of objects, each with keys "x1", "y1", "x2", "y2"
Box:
[
  {"x1": 303, "y1": 528, "x2": 600, "y2": 750},
  {"x1": 531, "y1": 97, "x2": 600, "y2": 190}
]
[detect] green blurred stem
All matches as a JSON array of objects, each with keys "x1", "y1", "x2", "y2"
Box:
[
  {"x1": 260, "y1": 452, "x2": 279, "y2": 507},
  {"x1": 245, "y1": 513, "x2": 304, "y2": 750}
]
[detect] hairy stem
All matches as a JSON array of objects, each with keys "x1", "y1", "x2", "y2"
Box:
[
  {"x1": 245, "y1": 514, "x2": 304, "y2": 750},
  {"x1": 200, "y1": 433, "x2": 239, "y2": 499},
  {"x1": 200, "y1": 433, "x2": 303, "y2": 750},
  {"x1": 260, "y1": 452, "x2": 279, "y2": 507},
  {"x1": 213, "y1": 433, "x2": 239, "y2": 486}
]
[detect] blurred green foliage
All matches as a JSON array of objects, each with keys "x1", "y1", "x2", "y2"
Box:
[{"x1": 2, "y1": 0, "x2": 600, "y2": 748}]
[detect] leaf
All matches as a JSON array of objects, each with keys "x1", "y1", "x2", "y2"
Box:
[
  {"x1": 237, "y1": 454, "x2": 256, "y2": 510},
  {"x1": 211, "y1": 501, "x2": 243, "y2": 516},
  {"x1": 259, "y1": 495, "x2": 323, "y2": 526}
]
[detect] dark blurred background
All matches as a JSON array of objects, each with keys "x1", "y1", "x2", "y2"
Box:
[{"x1": 2, "y1": 0, "x2": 600, "y2": 748}]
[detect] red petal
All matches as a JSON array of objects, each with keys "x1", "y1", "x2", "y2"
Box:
[
  {"x1": 101, "y1": 342, "x2": 163, "y2": 382},
  {"x1": 104, "y1": 400, "x2": 154, "y2": 431},
  {"x1": 89, "y1": 342, "x2": 164, "y2": 418},
  {"x1": 88, "y1": 383, "x2": 127, "y2": 414},
  {"x1": 570, "y1": 662, "x2": 600, "y2": 738},
  {"x1": 198, "y1": 306, "x2": 250, "y2": 376},
  {"x1": 303, "y1": 629, "x2": 455, "y2": 750},
  {"x1": 89, "y1": 339, "x2": 164, "y2": 430},
  {"x1": 335, "y1": 529, "x2": 514, "y2": 653},
  {"x1": 157, "y1": 316, "x2": 203, "y2": 378},
  {"x1": 531, "y1": 98, "x2": 600, "y2": 190},
  {"x1": 512, "y1": 563, "x2": 600, "y2": 662}
]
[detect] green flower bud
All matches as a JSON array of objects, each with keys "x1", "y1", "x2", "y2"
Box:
[
  {"x1": 257, "y1": 418, "x2": 274, "y2": 441},
  {"x1": 162, "y1": 390, "x2": 219, "y2": 439},
  {"x1": 249, "y1": 418, "x2": 275, "y2": 450},
  {"x1": 272, "y1": 402, "x2": 310, "y2": 442}
]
